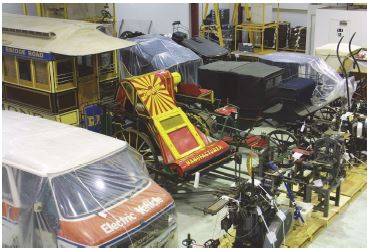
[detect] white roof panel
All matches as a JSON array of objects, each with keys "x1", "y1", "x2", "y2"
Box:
[
  {"x1": 2, "y1": 13, "x2": 135, "y2": 56},
  {"x1": 315, "y1": 43, "x2": 361, "y2": 57},
  {"x1": 2, "y1": 111, "x2": 127, "y2": 177}
]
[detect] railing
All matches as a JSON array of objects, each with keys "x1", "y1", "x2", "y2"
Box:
[
  {"x1": 57, "y1": 72, "x2": 74, "y2": 84},
  {"x1": 3, "y1": 27, "x2": 56, "y2": 39},
  {"x1": 98, "y1": 63, "x2": 115, "y2": 75}
]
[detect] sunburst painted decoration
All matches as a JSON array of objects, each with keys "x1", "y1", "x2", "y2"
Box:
[{"x1": 130, "y1": 73, "x2": 176, "y2": 117}]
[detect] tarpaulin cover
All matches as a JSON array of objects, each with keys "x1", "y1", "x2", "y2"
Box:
[
  {"x1": 120, "y1": 34, "x2": 203, "y2": 84},
  {"x1": 2, "y1": 111, "x2": 177, "y2": 248},
  {"x1": 260, "y1": 52, "x2": 356, "y2": 107}
]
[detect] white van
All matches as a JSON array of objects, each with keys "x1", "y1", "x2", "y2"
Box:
[{"x1": 2, "y1": 111, "x2": 177, "y2": 247}]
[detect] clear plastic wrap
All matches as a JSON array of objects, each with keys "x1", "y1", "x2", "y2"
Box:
[
  {"x1": 119, "y1": 34, "x2": 203, "y2": 84},
  {"x1": 260, "y1": 52, "x2": 356, "y2": 107},
  {"x1": 2, "y1": 111, "x2": 177, "y2": 248}
]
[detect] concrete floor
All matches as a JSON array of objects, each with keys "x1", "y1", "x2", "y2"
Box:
[
  {"x1": 308, "y1": 188, "x2": 367, "y2": 248},
  {"x1": 162, "y1": 122, "x2": 367, "y2": 247},
  {"x1": 170, "y1": 170, "x2": 367, "y2": 248}
]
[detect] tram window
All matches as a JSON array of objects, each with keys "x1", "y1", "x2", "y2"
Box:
[
  {"x1": 77, "y1": 55, "x2": 94, "y2": 77},
  {"x1": 3, "y1": 55, "x2": 16, "y2": 78},
  {"x1": 2, "y1": 167, "x2": 13, "y2": 202},
  {"x1": 57, "y1": 90, "x2": 77, "y2": 112},
  {"x1": 18, "y1": 58, "x2": 32, "y2": 81},
  {"x1": 57, "y1": 60, "x2": 74, "y2": 84},
  {"x1": 98, "y1": 52, "x2": 114, "y2": 74},
  {"x1": 34, "y1": 61, "x2": 49, "y2": 84}
]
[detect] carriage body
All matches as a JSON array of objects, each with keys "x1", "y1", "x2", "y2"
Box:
[
  {"x1": 2, "y1": 14, "x2": 133, "y2": 131},
  {"x1": 198, "y1": 61, "x2": 284, "y2": 123},
  {"x1": 116, "y1": 70, "x2": 234, "y2": 178}
]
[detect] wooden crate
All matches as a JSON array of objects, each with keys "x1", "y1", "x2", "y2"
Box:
[
  {"x1": 283, "y1": 218, "x2": 324, "y2": 248},
  {"x1": 310, "y1": 195, "x2": 351, "y2": 226},
  {"x1": 340, "y1": 174, "x2": 367, "y2": 197},
  {"x1": 349, "y1": 165, "x2": 367, "y2": 178}
]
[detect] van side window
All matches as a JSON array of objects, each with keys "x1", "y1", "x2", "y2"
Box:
[
  {"x1": 2, "y1": 167, "x2": 13, "y2": 202},
  {"x1": 12, "y1": 168, "x2": 43, "y2": 205},
  {"x1": 38, "y1": 182, "x2": 59, "y2": 232},
  {"x1": 11, "y1": 168, "x2": 59, "y2": 232}
]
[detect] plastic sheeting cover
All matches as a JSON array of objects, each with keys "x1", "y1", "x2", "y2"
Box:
[
  {"x1": 120, "y1": 34, "x2": 203, "y2": 84},
  {"x1": 3, "y1": 138, "x2": 176, "y2": 247},
  {"x1": 260, "y1": 52, "x2": 356, "y2": 107}
]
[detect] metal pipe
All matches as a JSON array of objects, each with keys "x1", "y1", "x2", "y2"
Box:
[
  {"x1": 336, "y1": 36, "x2": 351, "y2": 110},
  {"x1": 23, "y1": 3, "x2": 27, "y2": 15},
  {"x1": 113, "y1": 3, "x2": 117, "y2": 37},
  {"x1": 220, "y1": 165, "x2": 247, "y2": 175},
  {"x1": 36, "y1": 3, "x2": 42, "y2": 16},
  {"x1": 348, "y1": 32, "x2": 364, "y2": 99},
  {"x1": 206, "y1": 172, "x2": 236, "y2": 182},
  {"x1": 63, "y1": 3, "x2": 68, "y2": 19}
]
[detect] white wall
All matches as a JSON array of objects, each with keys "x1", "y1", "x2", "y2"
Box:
[
  {"x1": 3, "y1": 3, "x2": 24, "y2": 14},
  {"x1": 2, "y1": 3, "x2": 36, "y2": 15},
  {"x1": 2, "y1": 3, "x2": 190, "y2": 35},
  {"x1": 115, "y1": 3, "x2": 190, "y2": 35},
  {"x1": 273, "y1": 9, "x2": 307, "y2": 27},
  {"x1": 314, "y1": 7, "x2": 367, "y2": 48}
]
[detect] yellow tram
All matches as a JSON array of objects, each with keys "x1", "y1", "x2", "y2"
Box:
[{"x1": 2, "y1": 13, "x2": 134, "y2": 128}]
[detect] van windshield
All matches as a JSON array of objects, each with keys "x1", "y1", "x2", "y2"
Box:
[{"x1": 51, "y1": 148, "x2": 150, "y2": 219}]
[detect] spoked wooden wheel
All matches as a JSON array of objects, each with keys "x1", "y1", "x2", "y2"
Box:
[
  {"x1": 268, "y1": 129, "x2": 299, "y2": 168},
  {"x1": 313, "y1": 137, "x2": 344, "y2": 181},
  {"x1": 113, "y1": 127, "x2": 161, "y2": 179},
  {"x1": 268, "y1": 129, "x2": 298, "y2": 151},
  {"x1": 314, "y1": 106, "x2": 337, "y2": 122}
]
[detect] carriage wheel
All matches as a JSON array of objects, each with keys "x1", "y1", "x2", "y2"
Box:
[
  {"x1": 313, "y1": 137, "x2": 344, "y2": 182},
  {"x1": 267, "y1": 129, "x2": 299, "y2": 168},
  {"x1": 314, "y1": 106, "x2": 337, "y2": 122},
  {"x1": 268, "y1": 129, "x2": 298, "y2": 150},
  {"x1": 113, "y1": 127, "x2": 161, "y2": 179}
]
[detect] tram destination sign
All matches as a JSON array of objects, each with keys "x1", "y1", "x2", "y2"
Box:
[{"x1": 2, "y1": 46, "x2": 54, "y2": 61}]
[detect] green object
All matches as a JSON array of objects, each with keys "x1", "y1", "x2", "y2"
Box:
[{"x1": 102, "y1": 111, "x2": 113, "y2": 136}]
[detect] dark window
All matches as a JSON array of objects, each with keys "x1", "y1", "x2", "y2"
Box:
[
  {"x1": 4, "y1": 85, "x2": 52, "y2": 111},
  {"x1": 34, "y1": 60, "x2": 49, "y2": 84},
  {"x1": 77, "y1": 55, "x2": 94, "y2": 77},
  {"x1": 57, "y1": 90, "x2": 77, "y2": 112},
  {"x1": 57, "y1": 60, "x2": 74, "y2": 84},
  {"x1": 18, "y1": 58, "x2": 32, "y2": 81},
  {"x1": 2, "y1": 167, "x2": 13, "y2": 202},
  {"x1": 98, "y1": 52, "x2": 114, "y2": 74},
  {"x1": 265, "y1": 78, "x2": 274, "y2": 90},
  {"x1": 99, "y1": 79, "x2": 118, "y2": 103},
  {"x1": 3, "y1": 55, "x2": 16, "y2": 78},
  {"x1": 274, "y1": 75, "x2": 282, "y2": 87}
]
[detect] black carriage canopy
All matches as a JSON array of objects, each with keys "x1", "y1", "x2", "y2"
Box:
[
  {"x1": 120, "y1": 34, "x2": 203, "y2": 84},
  {"x1": 198, "y1": 61, "x2": 283, "y2": 112}
]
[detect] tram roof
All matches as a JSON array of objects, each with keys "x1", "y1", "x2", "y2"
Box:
[{"x1": 2, "y1": 13, "x2": 135, "y2": 56}]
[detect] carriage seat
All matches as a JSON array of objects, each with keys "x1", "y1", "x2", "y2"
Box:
[{"x1": 280, "y1": 77, "x2": 316, "y2": 104}]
